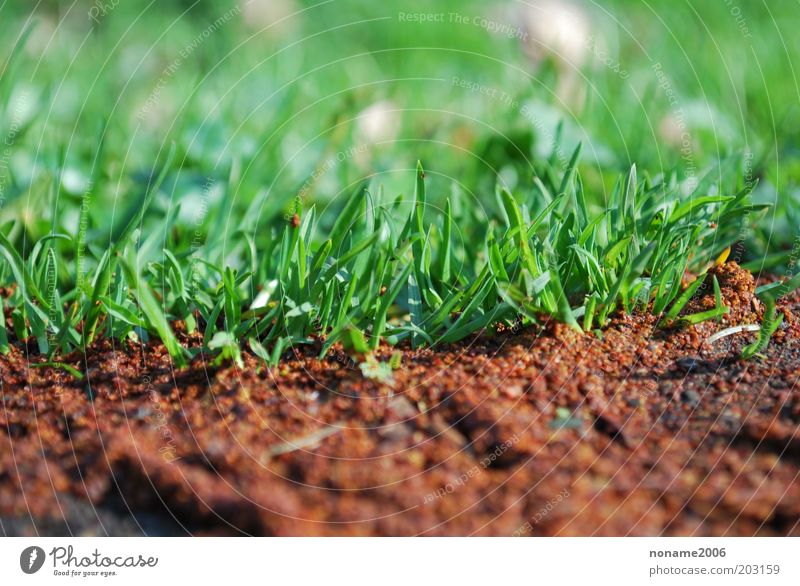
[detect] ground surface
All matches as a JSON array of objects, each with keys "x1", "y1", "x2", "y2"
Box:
[{"x1": 2, "y1": 263, "x2": 799, "y2": 536}]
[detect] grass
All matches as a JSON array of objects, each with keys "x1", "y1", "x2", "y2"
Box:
[
  {"x1": 0, "y1": 141, "x2": 776, "y2": 367},
  {"x1": 1, "y1": 0, "x2": 800, "y2": 368}
]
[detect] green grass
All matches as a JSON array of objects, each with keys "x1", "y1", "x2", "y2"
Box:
[
  {"x1": 0, "y1": 142, "x2": 768, "y2": 366},
  {"x1": 1, "y1": 0, "x2": 799, "y2": 367}
]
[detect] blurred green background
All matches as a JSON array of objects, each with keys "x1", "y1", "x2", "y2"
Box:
[{"x1": 1, "y1": 0, "x2": 798, "y2": 258}]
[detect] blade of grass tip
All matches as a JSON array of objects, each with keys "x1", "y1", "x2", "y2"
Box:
[
  {"x1": 739, "y1": 272, "x2": 800, "y2": 358},
  {"x1": 364, "y1": 188, "x2": 376, "y2": 234},
  {"x1": 11, "y1": 307, "x2": 26, "y2": 342},
  {"x1": 29, "y1": 233, "x2": 70, "y2": 273},
  {"x1": 202, "y1": 299, "x2": 224, "y2": 347},
  {"x1": 753, "y1": 280, "x2": 784, "y2": 298},
  {"x1": 495, "y1": 183, "x2": 514, "y2": 230},
  {"x1": 499, "y1": 186, "x2": 538, "y2": 277},
  {"x1": 409, "y1": 162, "x2": 440, "y2": 310},
  {"x1": 741, "y1": 296, "x2": 783, "y2": 359},
  {"x1": 679, "y1": 306, "x2": 728, "y2": 326},
  {"x1": 300, "y1": 202, "x2": 316, "y2": 242},
  {"x1": 570, "y1": 244, "x2": 606, "y2": 292},
  {"x1": 533, "y1": 176, "x2": 554, "y2": 205},
  {"x1": 163, "y1": 248, "x2": 186, "y2": 300},
  {"x1": 670, "y1": 195, "x2": 735, "y2": 223},
  {"x1": 770, "y1": 271, "x2": 800, "y2": 299},
  {"x1": 310, "y1": 239, "x2": 333, "y2": 276},
  {"x1": 557, "y1": 142, "x2": 582, "y2": 195},
  {"x1": 621, "y1": 164, "x2": 636, "y2": 230},
  {"x1": 607, "y1": 176, "x2": 621, "y2": 238},
  {"x1": 434, "y1": 196, "x2": 452, "y2": 283},
  {"x1": 559, "y1": 143, "x2": 584, "y2": 225},
  {"x1": 725, "y1": 179, "x2": 758, "y2": 207},
  {"x1": 237, "y1": 230, "x2": 258, "y2": 280},
  {"x1": 573, "y1": 172, "x2": 588, "y2": 232},
  {"x1": 528, "y1": 196, "x2": 561, "y2": 237},
  {"x1": 413, "y1": 161, "x2": 426, "y2": 232},
  {"x1": 100, "y1": 296, "x2": 146, "y2": 328},
  {"x1": 583, "y1": 294, "x2": 597, "y2": 332},
  {"x1": 269, "y1": 336, "x2": 287, "y2": 366}
]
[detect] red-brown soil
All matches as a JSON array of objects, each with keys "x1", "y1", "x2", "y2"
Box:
[{"x1": 2, "y1": 263, "x2": 799, "y2": 536}]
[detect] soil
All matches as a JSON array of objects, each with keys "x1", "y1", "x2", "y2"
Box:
[{"x1": 2, "y1": 262, "x2": 799, "y2": 536}]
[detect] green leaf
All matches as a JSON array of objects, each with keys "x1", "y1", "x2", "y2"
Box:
[
  {"x1": 120, "y1": 255, "x2": 187, "y2": 368},
  {"x1": 83, "y1": 249, "x2": 114, "y2": 344},
  {"x1": 741, "y1": 297, "x2": 782, "y2": 359},
  {"x1": 208, "y1": 331, "x2": 244, "y2": 368},
  {"x1": 679, "y1": 306, "x2": 728, "y2": 326},
  {"x1": 664, "y1": 274, "x2": 706, "y2": 323},
  {"x1": 670, "y1": 195, "x2": 734, "y2": 223},
  {"x1": 0, "y1": 297, "x2": 9, "y2": 354},
  {"x1": 30, "y1": 362, "x2": 85, "y2": 380},
  {"x1": 341, "y1": 324, "x2": 370, "y2": 355}
]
